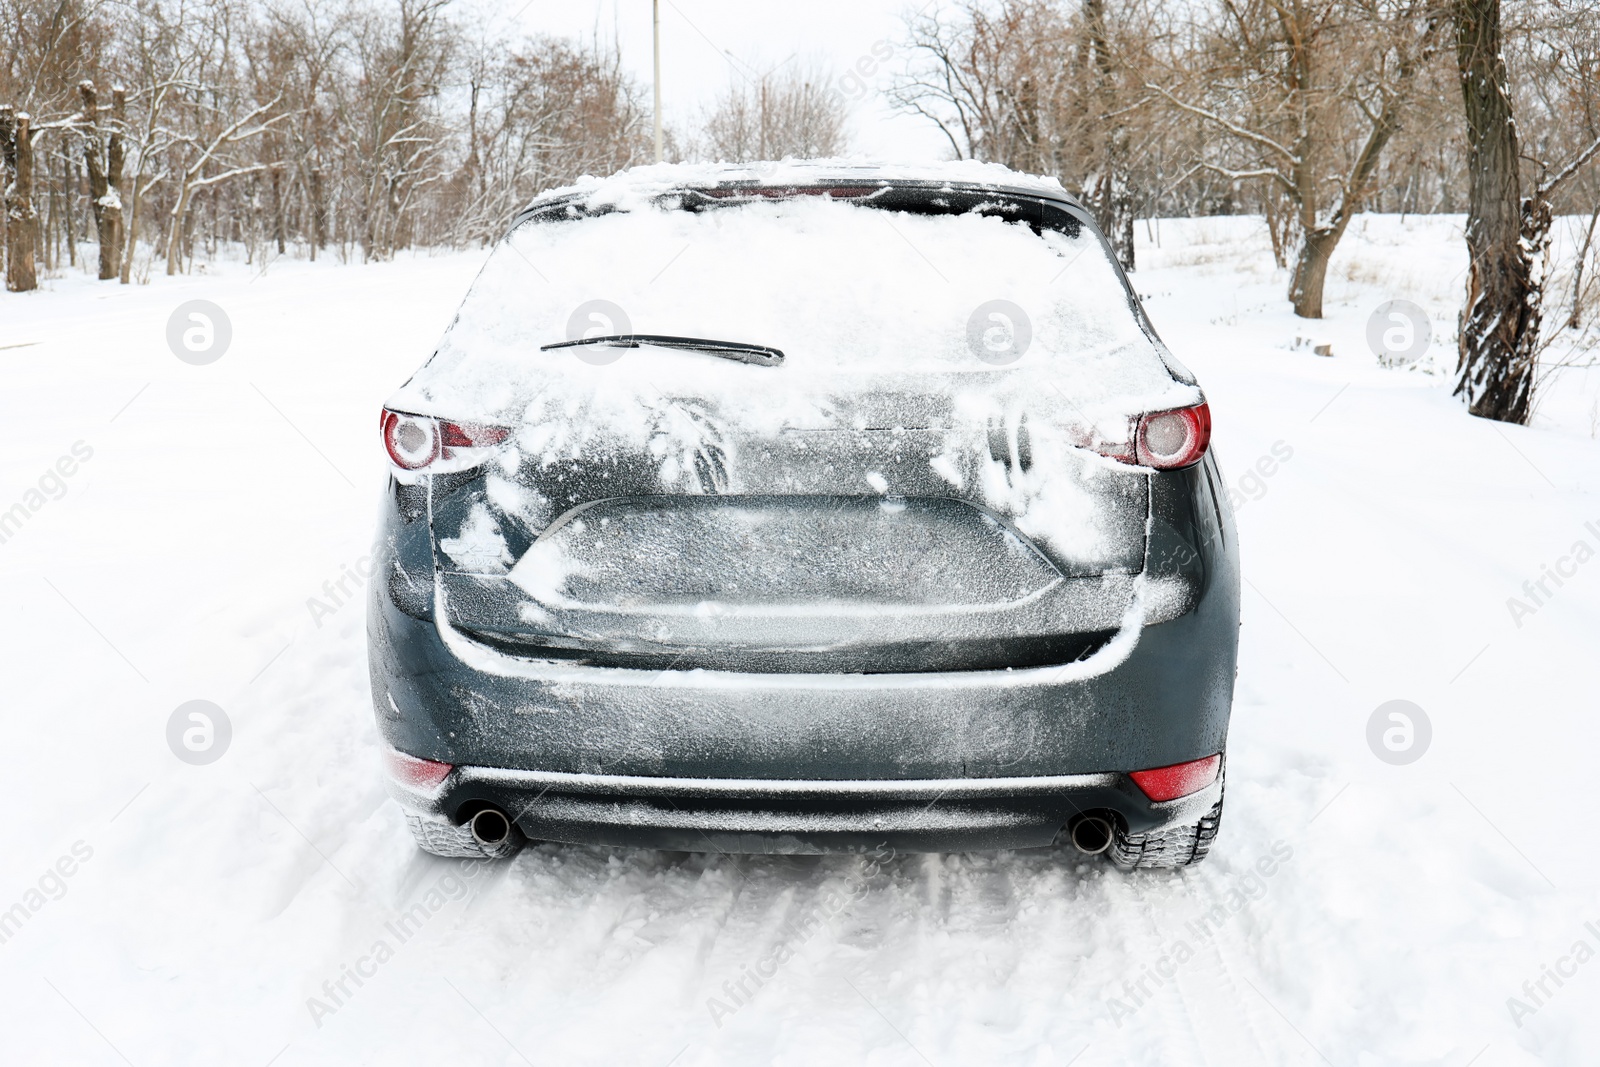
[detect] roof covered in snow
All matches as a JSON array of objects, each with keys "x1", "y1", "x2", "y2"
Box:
[{"x1": 525, "y1": 159, "x2": 1082, "y2": 216}]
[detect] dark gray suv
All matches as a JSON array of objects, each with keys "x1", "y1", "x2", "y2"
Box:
[{"x1": 368, "y1": 163, "x2": 1238, "y2": 869}]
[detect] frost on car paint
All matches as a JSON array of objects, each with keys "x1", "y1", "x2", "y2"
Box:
[{"x1": 371, "y1": 162, "x2": 1237, "y2": 864}]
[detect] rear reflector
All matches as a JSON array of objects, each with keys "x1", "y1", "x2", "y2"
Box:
[
  {"x1": 384, "y1": 748, "x2": 453, "y2": 791},
  {"x1": 1128, "y1": 754, "x2": 1221, "y2": 802}
]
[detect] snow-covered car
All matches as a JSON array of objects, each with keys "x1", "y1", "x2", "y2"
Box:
[{"x1": 368, "y1": 161, "x2": 1238, "y2": 869}]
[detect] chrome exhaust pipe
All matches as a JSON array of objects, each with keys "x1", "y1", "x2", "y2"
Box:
[
  {"x1": 469, "y1": 807, "x2": 514, "y2": 849},
  {"x1": 1068, "y1": 813, "x2": 1115, "y2": 855}
]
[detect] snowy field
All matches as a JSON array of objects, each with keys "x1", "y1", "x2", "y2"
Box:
[{"x1": 2, "y1": 214, "x2": 1599, "y2": 1065}]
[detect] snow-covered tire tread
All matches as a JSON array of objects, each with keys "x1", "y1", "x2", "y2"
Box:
[{"x1": 1109, "y1": 798, "x2": 1223, "y2": 870}]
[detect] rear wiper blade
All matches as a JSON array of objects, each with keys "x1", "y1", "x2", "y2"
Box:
[{"x1": 541, "y1": 334, "x2": 784, "y2": 367}]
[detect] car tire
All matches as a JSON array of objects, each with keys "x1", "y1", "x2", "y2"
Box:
[
  {"x1": 404, "y1": 812, "x2": 523, "y2": 860},
  {"x1": 1108, "y1": 796, "x2": 1223, "y2": 870}
]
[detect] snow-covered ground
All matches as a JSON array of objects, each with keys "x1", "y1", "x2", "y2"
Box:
[{"x1": 2, "y1": 215, "x2": 1598, "y2": 1066}]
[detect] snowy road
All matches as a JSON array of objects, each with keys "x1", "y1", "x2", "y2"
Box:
[{"x1": 2, "y1": 218, "x2": 1597, "y2": 1065}]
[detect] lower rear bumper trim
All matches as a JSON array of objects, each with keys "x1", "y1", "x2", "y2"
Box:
[{"x1": 389, "y1": 765, "x2": 1223, "y2": 854}]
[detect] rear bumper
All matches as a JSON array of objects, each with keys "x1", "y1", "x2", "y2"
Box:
[
  {"x1": 367, "y1": 458, "x2": 1240, "y2": 852},
  {"x1": 388, "y1": 765, "x2": 1225, "y2": 853},
  {"x1": 368, "y1": 550, "x2": 1238, "y2": 782}
]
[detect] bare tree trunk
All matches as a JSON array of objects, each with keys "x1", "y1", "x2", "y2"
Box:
[
  {"x1": 1453, "y1": 0, "x2": 1538, "y2": 424},
  {"x1": 60, "y1": 151, "x2": 76, "y2": 267},
  {"x1": 1264, "y1": 191, "x2": 1289, "y2": 269},
  {"x1": 166, "y1": 181, "x2": 193, "y2": 275},
  {"x1": 109, "y1": 89, "x2": 126, "y2": 272},
  {"x1": 77, "y1": 157, "x2": 89, "y2": 242},
  {"x1": 79, "y1": 82, "x2": 126, "y2": 281},
  {"x1": 0, "y1": 112, "x2": 7, "y2": 281},
  {"x1": 45, "y1": 156, "x2": 57, "y2": 271},
  {"x1": 1292, "y1": 10, "x2": 1434, "y2": 319},
  {"x1": 1289, "y1": 232, "x2": 1332, "y2": 318},
  {"x1": 2, "y1": 108, "x2": 39, "y2": 292},
  {"x1": 1569, "y1": 205, "x2": 1599, "y2": 329},
  {"x1": 271, "y1": 166, "x2": 286, "y2": 255},
  {"x1": 120, "y1": 167, "x2": 141, "y2": 285},
  {"x1": 1083, "y1": 0, "x2": 1135, "y2": 270},
  {"x1": 310, "y1": 167, "x2": 325, "y2": 261}
]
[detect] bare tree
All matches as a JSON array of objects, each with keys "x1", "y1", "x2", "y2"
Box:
[
  {"x1": 891, "y1": 1, "x2": 1150, "y2": 270},
  {"x1": 78, "y1": 79, "x2": 124, "y2": 279},
  {"x1": 893, "y1": 4, "x2": 1076, "y2": 179},
  {"x1": 164, "y1": 96, "x2": 285, "y2": 273},
  {"x1": 1507, "y1": 0, "x2": 1600, "y2": 333},
  {"x1": 12, "y1": 0, "x2": 1592, "y2": 292},
  {"x1": 699, "y1": 66, "x2": 849, "y2": 161},
  {"x1": 1081, "y1": 0, "x2": 1136, "y2": 266},
  {"x1": 2, "y1": 0, "x2": 113, "y2": 287},
  {"x1": 116, "y1": 2, "x2": 190, "y2": 283},
  {"x1": 1, "y1": 105, "x2": 39, "y2": 290},
  {"x1": 261, "y1": 0, "x2": 347, "y2": 260},
  {"x1": 448, "y1": 32, "x2": 647, "y2": 243},
  {"x1": 1147, "y1": 0, "x2": 1446, "y2": 318},
  {"x1": 344, "y1": 0, "x2": 452, "y2": 260},
  {"x1": 1452, "y1": 0, "x2": 1600, "y2": 423}
]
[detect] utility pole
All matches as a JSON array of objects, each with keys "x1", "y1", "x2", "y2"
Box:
[{"x1": 653, "y1": 0, "x2": 663, "y2": 163}]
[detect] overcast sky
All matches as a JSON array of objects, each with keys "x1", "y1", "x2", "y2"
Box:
[{"x1": 500, "y1": 0, "x2": 954, "y2": 162}]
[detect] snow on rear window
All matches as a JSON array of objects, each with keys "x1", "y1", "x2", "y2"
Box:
[{"x1": 395, "y1": 195, "x2": 1187, "y2": 428}]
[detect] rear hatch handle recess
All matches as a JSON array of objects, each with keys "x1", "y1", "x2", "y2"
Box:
[{"x1": 541, "y1": 334, "x2": 785, "y2": 368}]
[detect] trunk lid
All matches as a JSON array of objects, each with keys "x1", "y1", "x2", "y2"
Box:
[{"x1": 426, "y1": 366, "x2": 1155, "y2": 672}]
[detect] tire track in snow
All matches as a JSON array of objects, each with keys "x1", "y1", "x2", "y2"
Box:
[
  {"x1": 1171, "y1": 909, "x2": 1279, "y2": 1067},
  {"x1": 1093, "y1": 864, "x2": 1294, "y2": 1067}
]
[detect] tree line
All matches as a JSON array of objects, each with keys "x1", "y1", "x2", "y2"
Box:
[
  {"x1": 4, "y1": 0, "x2": 1598, "y2": 425},
  {"x1": 0, "y1": 0, "x2": 852, "y2": 289},
  {"x1": 1, "y1": 0, "x2": 656, "y2": 283},
  {"x1": 890, "y1": 0, "x2": 1600, "y2": 423}
]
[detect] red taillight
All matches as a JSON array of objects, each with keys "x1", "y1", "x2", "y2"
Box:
[
  {"x1": 382, "y1": 408, "x2": 509, "y2": 471},
  {"x1": 440, "y1": 421, "x2": 511, "y2": 448},
  {"x1": 1135, "y1": 402, "x2": 1210, "y2": 470},
  {"x1": 1128, "y1": 754, "x2": 1222, "y2": 802},
  {"x1": 382, "y1": 410, "x2": 439, "y2": 470},
  {"x1": 383, "y1": 748, "x2": 453, "y2": 791}
]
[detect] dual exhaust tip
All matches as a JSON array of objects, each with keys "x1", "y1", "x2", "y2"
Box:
[{"x1": 470, "y1": 804, "x2": 1120, "y2": 856}]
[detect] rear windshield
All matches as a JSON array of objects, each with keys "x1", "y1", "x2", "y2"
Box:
[
  {"x1": 452, "y1": 188, "x2": 1159, "y2": 373},
  {"x1": 399, "y1": 184, "x2": 1196, "y2": 426}
]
